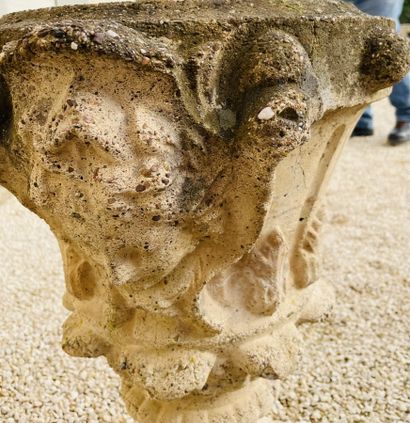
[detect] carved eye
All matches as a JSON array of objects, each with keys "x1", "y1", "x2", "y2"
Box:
[{"x1": 0, "y1": 74, "x2": 12, "y2": 141}]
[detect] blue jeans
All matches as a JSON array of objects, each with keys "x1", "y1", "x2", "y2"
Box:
[{"x1": 353, "y1": 0, "x2": 410, "y2": 129}]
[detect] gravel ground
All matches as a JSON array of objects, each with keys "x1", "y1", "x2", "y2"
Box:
[{"x1": 1, "y1": 98, "x2": 409, "y2": 422}]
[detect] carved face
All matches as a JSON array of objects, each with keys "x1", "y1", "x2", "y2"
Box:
[
  {"x1": 2, "y1": 32, "x2": 314, "y2": 320},
  {"x1": 11, "y1": 55, "x2": 221, "y2": 293}
]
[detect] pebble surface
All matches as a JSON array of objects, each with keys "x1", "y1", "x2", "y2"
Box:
[{"x1": 1, "y1": 99, "x2": 409, "y2": 422}]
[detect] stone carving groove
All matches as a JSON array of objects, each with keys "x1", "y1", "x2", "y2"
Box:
[{"x1": 0, "y1": 1, "x2": 408, "y2": 422}]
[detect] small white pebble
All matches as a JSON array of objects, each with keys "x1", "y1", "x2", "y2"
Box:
[
  {"x1": 312, "y1": 409, "x2": 322, "y2": 419},
  {"x1": 257, "y1": 106, "x2": 274, "y2": 120},
  {"x1": 70, "y1": 42, "x2": 78, "y2": 51},
  {"x1": 106, "y1": 30, "x2": 119, "y2": 38}
]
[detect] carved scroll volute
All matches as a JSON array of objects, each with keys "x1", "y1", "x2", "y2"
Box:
[
  {"x1": 192, "y1": 29, "x2": 322, "y2": 329},
  {"x1": 225, "y1": 29, "x2": 322, "y2": 252}
]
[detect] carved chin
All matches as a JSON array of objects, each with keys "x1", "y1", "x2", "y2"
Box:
[{"x1": 107, "y1": 256, "x2": 176, "y2": 289}]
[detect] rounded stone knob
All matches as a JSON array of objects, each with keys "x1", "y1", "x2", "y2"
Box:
[{"x1": 361, "y1": 27, "x2": 410, "y2": 90}]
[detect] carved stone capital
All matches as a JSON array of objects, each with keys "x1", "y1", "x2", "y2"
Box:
[{"x1": 0, "y1": 1, "x2": 408, "y2": 422}]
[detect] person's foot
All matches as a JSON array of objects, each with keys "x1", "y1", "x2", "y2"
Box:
[
  {"x1": 351, "y1": 126, "x2": 374, "y2": 137},
  {"x1": 388, "y1": 121, "x2": 410, "y2": 146}
]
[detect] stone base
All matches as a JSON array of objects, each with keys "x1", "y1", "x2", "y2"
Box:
[{"x1": 122, "y1": 378, "x2": 276, "y2": 423}]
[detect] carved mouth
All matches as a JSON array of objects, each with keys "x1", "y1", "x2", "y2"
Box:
[{"x1": 107, "y1": 240, "x2": 196, "y2": 290}]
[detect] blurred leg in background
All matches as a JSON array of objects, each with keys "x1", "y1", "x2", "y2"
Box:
[{"x1": 353, "y1": 0, "x2": 410, "y2": 145}]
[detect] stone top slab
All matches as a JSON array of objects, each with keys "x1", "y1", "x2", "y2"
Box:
[
  {"x1": 0, "y1": 0, "x2": 375, "y2": 26},
  {"x1": 0, "y1": 0, "x2": 395, "y2": 55},
  {"x1": 0, "y1": 0, "x2": 407, "y2": 99}
]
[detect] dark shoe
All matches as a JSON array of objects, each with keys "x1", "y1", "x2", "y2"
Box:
[
  {"x1": 351, "y1": 126, "x2": 374, "y2": 137},
  {"x1": 388, "y1": 121, "x2": 410, "y2": 146}
]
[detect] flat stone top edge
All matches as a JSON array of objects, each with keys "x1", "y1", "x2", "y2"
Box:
[{"x1": 0, "y1": 0, "x2": 379, "y2": 27}]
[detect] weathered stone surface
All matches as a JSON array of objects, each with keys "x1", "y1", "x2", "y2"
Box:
[{"x1": 0, "y1": 1, "x2": 408, "y2": 422}]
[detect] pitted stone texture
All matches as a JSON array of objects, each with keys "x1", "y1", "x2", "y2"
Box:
[{"x1": 0, "y1": 1, "x2": 408, "y2": 422}]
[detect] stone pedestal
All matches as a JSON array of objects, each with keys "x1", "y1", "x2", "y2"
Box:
[{"x1": 0, "y1": 1, "x2": 408, "y2": 422}]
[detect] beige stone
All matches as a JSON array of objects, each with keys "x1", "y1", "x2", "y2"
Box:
[{"x1": 0, "y1": 1, "x2": 408, "y2": 422}]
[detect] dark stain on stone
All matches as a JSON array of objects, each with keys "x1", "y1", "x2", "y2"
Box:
[
  {"x1": 179, "y1": 176, "x2": 205, "y2": 211},
  {"x1": 0, "y1": 74, "x2": 12, "y2": 145}
]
